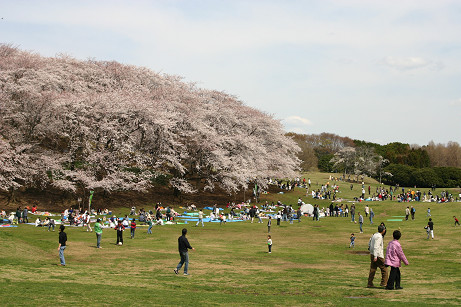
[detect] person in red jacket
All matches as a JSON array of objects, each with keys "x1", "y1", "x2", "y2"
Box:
[
  {"x1": 130, "y1": 219, "x2": 136, "y2": 239},
  {"x1": 454, "y1": 216, "x2": 460, "y2": 227},
  {"x1": 114, "y1": 220, "x2": 125, "y2": 245}
]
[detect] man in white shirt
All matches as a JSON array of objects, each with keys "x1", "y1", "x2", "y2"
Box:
[{"x1": 367, "y1": 225, "x2": 387, "y2": 288}]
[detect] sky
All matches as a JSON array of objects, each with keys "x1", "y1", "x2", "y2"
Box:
[{"x1": 1, "y1": 0, "x2": 460, "y2": 145}]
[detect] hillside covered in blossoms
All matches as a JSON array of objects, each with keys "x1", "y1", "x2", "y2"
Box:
[{"x1": 0, "y1": 44, "x2": 300, "y2": 206}]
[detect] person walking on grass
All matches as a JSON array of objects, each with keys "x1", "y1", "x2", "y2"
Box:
[
  {"x1": 350, "y1": 233, "x2": 355, "y2": 248},
  {"x1": 257, "y1": 210, "x2": 263, "y2": 224},
  {"x1": 385, "y1": 230, "x2": 409, "y2": 290},
  {"x1": 297, "y1": 207, "x2": 302, "y2": 223},
  {"x1": 405, "y1": 207, "x2": 410, "y2": 221},
  {"x1": 58, "y1": 225, "x2": 67, "y2": 266},
  {"x1": 411, "y1": 206, "x2": 416, "y2": 220},
  {"x1": 427, "y1": 218, "x2": 434, "y2": 239},
  {"x1": 367, "y1": 225, "x2": 387, "y2": 288},
  {"x1": 427, "y1": 208, "x2": 431, "y2": 217},
  {"x1": 454, "y1": 216, "x2": 460, "y2": 227},
  {"x1": 267, "y1": 216, "x2": 272, "y2": 233},
  {"x1": 350, "y1": 204, "x2": 356, "y2": 223},
  {"x1": 85, "y1": 213, "x2": 92, "y2": 232},
  {"x1": 130, "y1": 218, "x2": 136, "y2": 239},
  {"x1": 195, "y1": 209, "x2": 204, "y2": 227},
  {"x1": 174, "y1": 228, "x2": 195, "y2": 276},
  {"x1": 358, "y1": 212, "x2": 364, "y2": 233},
  {"x1": 369, "y1": 208, "x2": 374, "y2": 225},
  {"x1": 267, "y1": 235, "x2": 272, "y2": 253},
  {"x1": 94, "y1": 218, "x2": 103, "y2": 248}
]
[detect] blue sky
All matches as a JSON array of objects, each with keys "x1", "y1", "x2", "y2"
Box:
[{"x1": 1, "y1": 0, "x2": 460, "y2": 145}]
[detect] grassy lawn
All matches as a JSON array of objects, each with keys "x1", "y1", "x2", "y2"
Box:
[{"x1": 1, "y1": 172, "x2": 461, "y2": 306}]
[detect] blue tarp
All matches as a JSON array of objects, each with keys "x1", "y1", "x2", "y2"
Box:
[{"x1": 203, "y1": 207, "x2": 224, "y2": 211}]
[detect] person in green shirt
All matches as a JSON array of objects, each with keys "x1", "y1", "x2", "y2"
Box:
[
  {"x1": 94, "y1": 218, "x2": 103, "y2": 248},
  {"x1": 147, "y1": 218, "x2": 153, "y2": 234}
]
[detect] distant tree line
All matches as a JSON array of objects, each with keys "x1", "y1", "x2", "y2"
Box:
[{"x1": 287, "y1": 132, "x2": 461, "y2": 187}]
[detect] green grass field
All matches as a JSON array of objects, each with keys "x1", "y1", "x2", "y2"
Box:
[{"x1": 1, "y1": 172, "x2": 461, "y2": 306}]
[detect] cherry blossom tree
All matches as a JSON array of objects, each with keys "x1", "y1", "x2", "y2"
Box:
[{"x1": 0, "y1": 45, "x2": 300, "y2": 199}]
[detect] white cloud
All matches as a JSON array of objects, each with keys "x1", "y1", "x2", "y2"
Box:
[
  {"x1": 382, "y1": 56, "x2": 443, "y2": 71},
  {"x1": 282, "y1": 116, "x2": 313, "y2": 134},
  {"x1": 449, "y1": 98, "x2": 461, "y2": 106},
  {"x1": 283, "y1": 116, "x2": 313, "y2": 126}
]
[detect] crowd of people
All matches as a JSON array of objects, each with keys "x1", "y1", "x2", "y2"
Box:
[{"x1": 2, "y1": 176, "x2": 459, "y2": 287}]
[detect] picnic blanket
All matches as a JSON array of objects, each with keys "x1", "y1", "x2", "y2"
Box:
[{"x1": 203, "y1": 207, "x2": 223, "y2": 211}]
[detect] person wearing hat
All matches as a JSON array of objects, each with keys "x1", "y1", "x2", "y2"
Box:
[
  {"x1": 94, "y1": 218, "x2": 103, "y2": 248},
  {"x1": 58, "y1": 225, "x2": 67, "y2": 266}
]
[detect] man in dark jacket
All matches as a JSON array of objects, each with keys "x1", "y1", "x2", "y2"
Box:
[{"x1": 174, "y1": 228, "x2": 195, "y2": 276}]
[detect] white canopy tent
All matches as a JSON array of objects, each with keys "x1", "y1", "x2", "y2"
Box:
[{"x1": 299, "y1": 203, "x2": 314, "y2": 215}]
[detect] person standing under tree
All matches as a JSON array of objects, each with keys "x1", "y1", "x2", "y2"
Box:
[
  {"x1": 23, "y1": 207, "x2": 28, "y2": 223},
  {"x1": 94, "y1": 218, "x2": 103, "y2": 248},
  {"x1": 174, "y1": 228, "x2": 195, "y2": 276},
  {"x1": 58, "y1": 225, "x2": 67, "y2": 266},
  {"x1": 367, "y1": 225, "x2": 387, "y2": 288}
]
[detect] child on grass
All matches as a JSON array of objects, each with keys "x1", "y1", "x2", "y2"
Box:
[
  {"x1": 424, "y1": 225, "x2": 430, "y2": 239},
  {"x1": 427, "y1": 218, "x2": 434, "y2": 239},
  {"x1": 115, "y1": 220, "x2": 125, "y2": 245},
  {"x1": 130, "y1": 218, "x2": 136, "y2": 239},
  {"x1": 349, "y1": 233, "x2": 355, "y2": 248},
  {"x1": 385, "y1": 230, "x2": 409, "y2": 290},
  {"x1": 267, "y1": 235, "x2": 272, "y2": 253},
  {"x1": 267, "y1": 216, "x2": 272, "y2": 233},
  {"x1": 454, "y1": 216, "x2": 460, "y2": 227}
]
